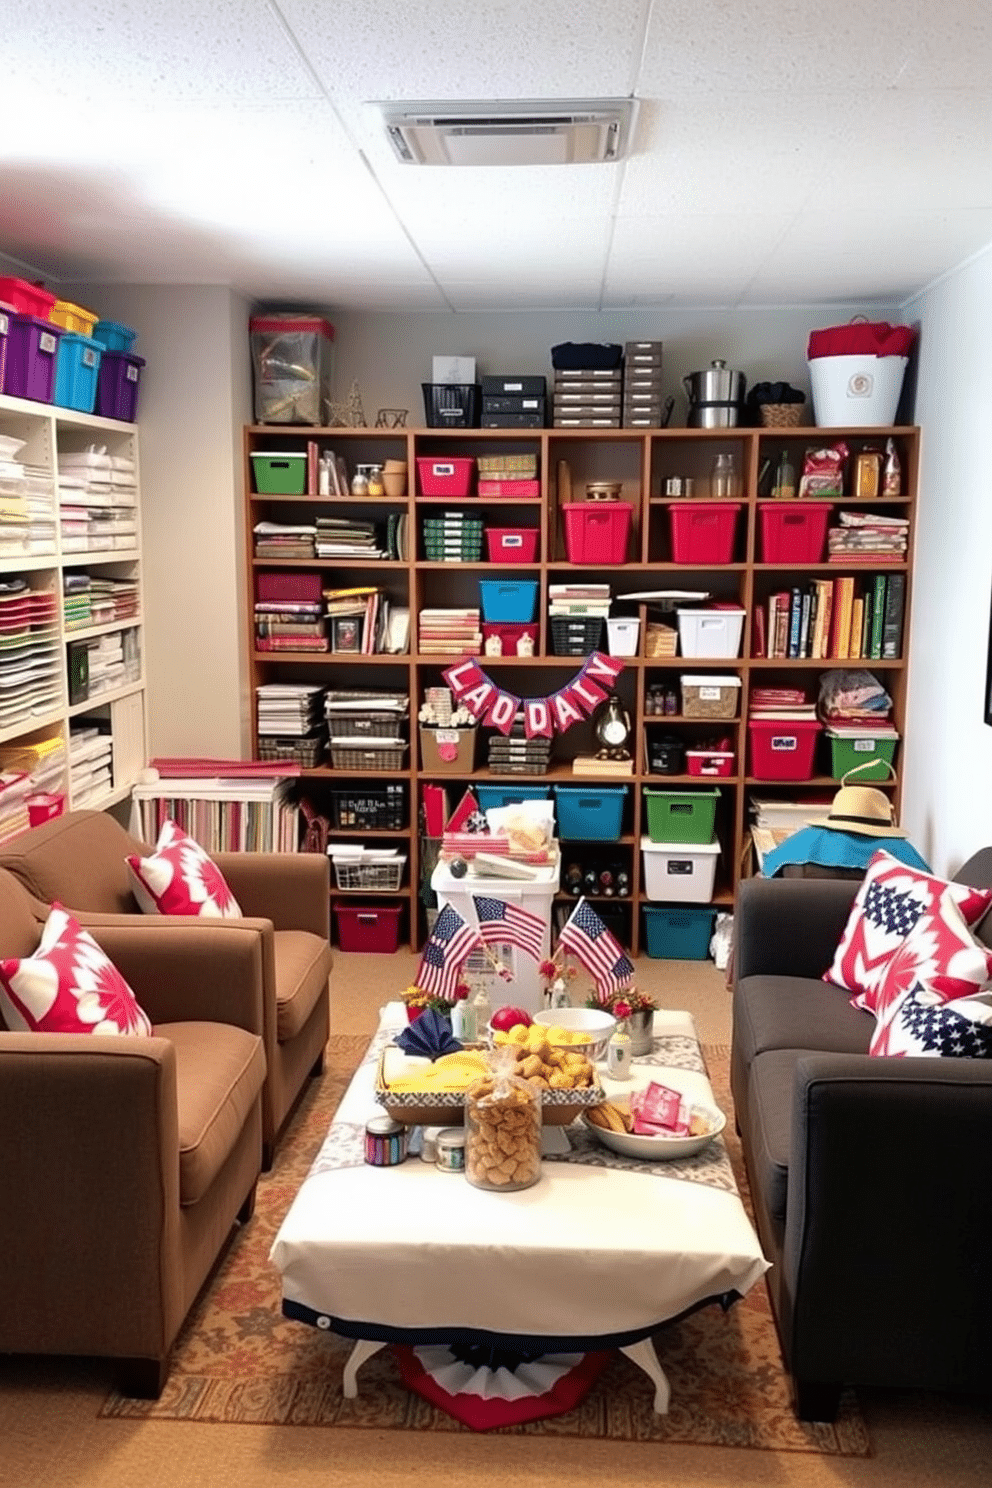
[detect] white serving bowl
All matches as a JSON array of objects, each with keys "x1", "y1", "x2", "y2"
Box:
[
  {"x1": 584, "y1": 1102, "x2": 726, "y2": 1161},
  {"x1": 532, "y1": 1007, "x2": 616, "y2": 1060}
]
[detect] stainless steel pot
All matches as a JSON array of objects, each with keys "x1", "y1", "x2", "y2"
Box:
[{"x1": 684, "y1": 359, "x2": 746, "y2": 427}]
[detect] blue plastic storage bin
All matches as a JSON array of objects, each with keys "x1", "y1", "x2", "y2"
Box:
[
  {"x1": 643, "y1": 905, "x2": 715, "y2": 960},
  {"x1": 93, "y1": 320, "x2": 137, "y2": 353},
  {"x1": 479, "y1": 578, "x2": 538, "y2": 623},
  {"x1": 54, "y1": 332, "x2": 102, "y2": 413},
  {"x1": 476, "y1": 784, "x2": 551, "y2": 812},
  {"x1": 553, "y1": 784, "x2": 627, "y2": 840}
]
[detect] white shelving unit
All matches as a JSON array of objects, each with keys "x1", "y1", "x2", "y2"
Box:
[{"x1": 0, "y1": 390, "x2": 147, "y2": 825}]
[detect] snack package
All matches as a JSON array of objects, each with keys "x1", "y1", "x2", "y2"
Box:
[
  {"x1": 798, "y1": 442, "x2": 849, "y2": 498},
  {"x1": 485, "y1": 801, "x2": 555, "y2": 852},
  {"x1": 631, "y1": 1081, "x2": 691, "y2": 1136},
  {"x1": 465, "y1": 1047, "x2": 542, "y2": 1191}
]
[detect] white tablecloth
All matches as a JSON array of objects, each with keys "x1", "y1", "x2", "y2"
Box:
[{"x1": 270, "y1": 1004, "x2": 768, "y2": 1349}]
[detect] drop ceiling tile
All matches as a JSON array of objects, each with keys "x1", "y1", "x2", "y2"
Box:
[{"x1": 3, "y1": 2, "x2": 320, "y2": 102}]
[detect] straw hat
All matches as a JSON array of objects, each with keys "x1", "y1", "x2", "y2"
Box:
[{"x1": 819, "y1": 783, "x2": 906, "y2": 838}]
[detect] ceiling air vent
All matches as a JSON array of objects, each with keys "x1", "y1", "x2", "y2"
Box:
[{"x1": 379, "y1": 98, "x2": 637, "y2": 167}]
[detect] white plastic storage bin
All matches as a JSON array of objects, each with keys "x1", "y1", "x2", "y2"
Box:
[
  {"x1": 808, "y1": 354, "x2": 908, "y2": 428},
  {"x1": 430, "y1": 858, "x2": 560, "y2": 1015},
  {"x1": 676, "y1": 608, "x2": 746, "y2": 659},
  {"x1": 606, "y1": 616, "x2": 641, "y2": 657},
  {"x1": 641, "y1": 836, "x2": 720, "y2": 903}
]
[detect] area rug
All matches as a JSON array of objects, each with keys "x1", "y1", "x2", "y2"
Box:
[{"x1": 100, "y1": 1034, "x2": 870, "y2": 1455}]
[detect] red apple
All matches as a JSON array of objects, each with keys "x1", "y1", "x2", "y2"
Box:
[{"x1": 490, "y1": 1006, "x2": 532, "y2": 1032}]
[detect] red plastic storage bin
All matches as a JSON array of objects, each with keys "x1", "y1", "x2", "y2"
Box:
[
  {"x1": 95, "y1": 351, "x2": 144, "y2": 422},
  {"x1": 334, "y1": 903, "x2": 403, "y2": 952},
  {"x1": 562, "y1": 502, "x2": 632, "y2": 563},
  {"x1": 669, "y1": 502, "x2": 742, "y2": 564},
  {"x1": 748, "y1": 717, "x2": 821, "y2": 780},
  {"x1": 257, "y1": 571, "x2": 324, "y2": 602},
  {"x1": 417, "y1": 456, "x2": 475, "y2": 498},
  {"x1": 481, "y1": 621, "x2": 539, "y2": 655},
  {"x1": 0, "y1": 278, "x2": 56, "y2": 319},
  {"x1": 759, "y1": 502, "x2": 832, "y2": 563},
  {"x1": 485, "y1": 527, "x2": 539, "y2": 564},
  {"x1": 3, "y1": 314, "x2": 63, "y2": 402},
  {"x1": 686, "y1": 749, "x2": 734, "y2": 777}
]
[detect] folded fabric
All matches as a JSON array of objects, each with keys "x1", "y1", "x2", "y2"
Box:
[
  {"x1": 763, "y1": 827, "x2": 930, "y2": 879},
  {"x1": 808, "y1": 321, "x2": 916, "y2": 360},
  {"x1": 395, "y1": 1007, "x2": 463, "y2": 1059}
]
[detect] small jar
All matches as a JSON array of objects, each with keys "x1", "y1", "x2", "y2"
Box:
[
  {"x1": 366, "y1": 464, "x2": 385, "y2": 497},
  {"x1": 350, "y1": 468, "x2": 369, "y2": 498},
  {"x1": 465, "y1": 1067, "x2": 541, "y2": 1192},
  {"x1": 710, "y1": 452, "x2": 741, "y2": 500},
  {"x1": 435, "y1": 1128, "x2": 466, "y2": 1172},
  {"x1": 365, "y1": 1114, "x2": 407, "y2": 1167},
  {"x1": 420, "y1": 1125, "x2": 443, "y2": 1163}
]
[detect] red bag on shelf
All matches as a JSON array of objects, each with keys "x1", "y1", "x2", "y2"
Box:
[{"x1": 807, "y1": 321, "x2": 916, "y2": 360}]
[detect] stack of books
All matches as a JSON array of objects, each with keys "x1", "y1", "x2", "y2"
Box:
[
  {"x1": 256, "y1": 683, "x2": 326, "y2": 737},
  {"x1": 252, "y1": 520, "x2": 316, "y2": 559},
  {"x1": 827, "y1": 511, "x2": 909, "y2": 562},
  {"x1": 749, "y1": 686, "x2": 817, "y2": 723},
  {"x1": 548, "y1": 582, "x2": 611, "y2": 618},
  {"x1": 418, "y1": 608, "x2": 482, "y2": 655},
  {"x1": 315, "y1": 515, "x2": 389, "y2": 560},
  {"x1": 254, "y1": 597, "x2": 327, "y2": 652},
  {"x1": 324, "y1": 586, "x2": 407, "y2": 654}
]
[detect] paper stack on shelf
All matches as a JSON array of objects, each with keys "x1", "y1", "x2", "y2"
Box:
[
  {"x1": 0, "y1": 579, "x2": 61, "y2": 730},
  {"x1": 257, "y1": 683, "x2": 326, "y2": 738},
  {"x1": 548, "y1": 582, "x2": 611, "y2": 617},
  {"x1": 419, "y1": 608, "x2": 482, "y2": 655},
  {"x1": 58, "y1": 447, "x2": 137, "y2": 553},
  {"x1": 69, "y1": 724, "x2": 113, "y2": 805},
  {"x1": 0, "y1": 735, "x2": 66, "y2": 797},
  {"x1": 314, "y1": 515, "x2": 388, "y2": 559},
  {"x1": 252, "y1": 520, "x2": 316, "y2": 560},
  {"x1": 0, "y1": 771, "x2": 32, "y2": 846}
]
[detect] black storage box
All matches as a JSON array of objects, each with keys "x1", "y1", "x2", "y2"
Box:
[
  {"x1": 481, "y1": 375, "x2": 546, "y2": 397},
  {"x1": 482, "y1": 394, "x2": 546, "y2": 414},
  {"x1": 481, "y1": 412, "x2": 546, "y2": 428},
  {"x1": 422, "y1": 382, "x2": 481, "y2": 428},
  {"x1": 550, "y1": 342, "x2": 623, "y2": 371}
]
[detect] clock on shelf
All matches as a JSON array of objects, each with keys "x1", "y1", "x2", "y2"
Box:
[{"x1": 594, "y1": 694, "x2": 632, "y2": 761}]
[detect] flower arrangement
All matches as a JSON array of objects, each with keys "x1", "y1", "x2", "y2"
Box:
[
  {"x1": 401, "y1": 980, "x2": 471, "y2": 1019},
  {"x1": 585, "y1": 985, "x2": 659, "y2": 1015}
]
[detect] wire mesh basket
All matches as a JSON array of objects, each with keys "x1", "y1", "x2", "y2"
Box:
[
  {"x1": 333, "y1": 856, "x2": 407, "y2": 891},
  {"x1": 330, "y1": 743, "x2": 408, "y2": 771},
  {"x1": 550, "y1": 616, "x2": 605, "y2": 656},
  {"x1": 327, "y1": 712, "x2": 406, "y2": 739},
  {"x1": 257, "y1": 733, "x2": 326, "y2": 767}
]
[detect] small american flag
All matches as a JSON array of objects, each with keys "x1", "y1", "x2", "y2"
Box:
[
  {"x1": 472, "y1": 894, "x2": 545, "y2": 962},
  {"x1": 558, "y1": 898, "x2": 634, "y2": 998},
  {"x1": 416, "y1": 904, "x2": 483, "y2": 1001}
]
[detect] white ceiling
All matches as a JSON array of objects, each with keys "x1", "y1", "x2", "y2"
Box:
[{"x1": 3, "y1": 1, "x2": 992, "y2": 313}]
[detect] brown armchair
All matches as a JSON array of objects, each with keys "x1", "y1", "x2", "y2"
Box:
[
  {"x1": 0, "y1": 866, "x2": 266, "y2": 1397},
  {"x1": 0, "y1": 809, "x2": 333, "y2": 1168}
]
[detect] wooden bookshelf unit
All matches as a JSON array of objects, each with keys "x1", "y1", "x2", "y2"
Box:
[{"x1": 243, "y1": 422, "x2": 919, "y2": 952}]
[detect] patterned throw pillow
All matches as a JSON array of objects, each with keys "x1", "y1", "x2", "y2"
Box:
[
  {"x1": 872, "y1": 988, "x2": 992, "y2": 1059},
  {"x1": 0, "y1": 904, "x2": 152, "y2": 1036},
  {"x1": 126, "y1": 819, "x2": 243, "y2": 919},
  {"x1": 869, "y1": 889, "x2": 992, "y2": 1055},
  {"x1": 823, "y1": 849, "x2": 992, "y2": 1014}
]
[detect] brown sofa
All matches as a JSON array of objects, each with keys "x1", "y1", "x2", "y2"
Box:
[
  {"x1": 0, "y1": 867, "x2": 266, "y2": 1397},
  {"x1": 0, "y1": 810, "x2": 333, "y2": 1168}
]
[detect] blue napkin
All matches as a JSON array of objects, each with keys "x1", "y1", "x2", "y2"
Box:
[{"x1": 395, "y1": 1007, "x2": 463, "y2": 1059}]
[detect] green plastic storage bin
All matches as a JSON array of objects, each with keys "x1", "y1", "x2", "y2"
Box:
[
  {"x1": 643, "y1": 905, "x2": 715, "y2": 959},
  {"x1": 643, "y1": 787, "x2": 719, "y2": 844},
  {"x1": 827, "y1": 728, "x2": 899, "y2": 782},
  {"x1": 251, "y1": 451, "x2": 307, "y2": 494}
]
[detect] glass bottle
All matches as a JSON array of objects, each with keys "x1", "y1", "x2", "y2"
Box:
[
  {"x1": 607, "y1": 1020, "x2": 633, "y2": 1079},
  {"x1": 710, "y1": 451, "x2": 741, "y2": 500},
  {"x1": 472, "y1": 986, "x2": 491, "y2": 1035},
  {"x1": 350, "y1": 467, "x2": 369, "y2": 497},
  {"x1": 772, "y1": 447, "x2": 797, "y2": 500},
  {"x1": 452, "y1": 995, "x2": 477, "y2": 1043}
]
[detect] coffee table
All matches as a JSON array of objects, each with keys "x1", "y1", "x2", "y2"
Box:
[{"x1": 270, "y1": 1003, "x2": 768, "y2": 1414}]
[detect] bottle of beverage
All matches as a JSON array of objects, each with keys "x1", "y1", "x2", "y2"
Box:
[
  {"x1": 772, "y1": 447, "x2": 797, "y2": 500},
  {"x1": 472, "y1": 987, "x2": 491, "y2": 1036},
  {"x1": 452, "y1": 995, "x2": 477, "y2": 1043},
  {"x1": 599, "y1": 869, "x2": 614, "y2": 897},
  {"x1": 565, "y1": 862, "x2": 583, "y2": 896},
  {"x1": 882, "y1": 438, "x2": 902, "y2": 496},
  {"x1": 607, "y1": 1021, "x2": 633, "y2": 1080},
  {"x1": 583, "y1": 868, "x2": 598, "y2": 896},
  {"x1": 616, "y1": 869, "x2": 630, "y2": 897}
]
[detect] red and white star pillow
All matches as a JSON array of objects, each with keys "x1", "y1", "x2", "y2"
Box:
[
  {"x1": 126, "y1": 820, "x2": 242, "y2": 919},
  {"x1": 0, "y1": 905, "x2": 152, "y2": 1036},
  {"x1": 869, "y1": 888, "x2": 992, "y2": 1056},
  {"x1": 823, "y1": 849, "x2": 992, "y2": 1014}
]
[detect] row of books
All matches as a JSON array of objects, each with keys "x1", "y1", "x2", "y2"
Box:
[
  {"x1": 754, "y1": 572, "x2": 905, "y2": 661},
  {"x1": 323, "y1": 586, "x2": 409, "y2": 655},
  {"x1": 63, "y1": 573, "x2": 140, "y2": 632},
  {"x1": 131, "y1": 778, "x2": 298, "y2": 853},
  {"x1": 548, "y1": 582, "x2": 611, "y2": 617},
  {"x1": 254, "y1": 516, "x2": 409, "y2": 562}
]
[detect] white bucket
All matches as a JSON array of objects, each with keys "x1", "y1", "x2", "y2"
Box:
[
  {"x1": 607, "y1": 616, "x2": 641, "y2": 657},
  {"x1": 808, "y1": 354, "x2": 908, "y2": 427}
]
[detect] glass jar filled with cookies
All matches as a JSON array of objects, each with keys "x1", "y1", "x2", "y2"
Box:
[{"x1": 465, "y1": 1051, "x2": 542, "y2": 1192}]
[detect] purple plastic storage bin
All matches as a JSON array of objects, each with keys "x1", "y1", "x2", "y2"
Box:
[
  {"x1": 3, "y1": 313, "x2": 63, "y2": 403},
  {"x1": 96, "y1": 351, "x2": 145, "y2": 422},
  {"x1": 0, "y1": 304, "x2": 11, "y2": 392}
]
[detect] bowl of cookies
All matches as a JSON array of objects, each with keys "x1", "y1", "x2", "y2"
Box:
[
  {"x1": 531, "y1": 1007, "x2": 616, "y2": 1060},
  {"x1": 585, "y1": 1095, "x2": 725, "y2": 1160}
]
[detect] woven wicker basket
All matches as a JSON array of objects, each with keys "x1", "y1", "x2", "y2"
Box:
[
  {"x1": 645, "y1": 622, "x2": 678, "y2": 658},
  {"x1": 759, "y1": 402, "x2": 806, "y2": 427}
]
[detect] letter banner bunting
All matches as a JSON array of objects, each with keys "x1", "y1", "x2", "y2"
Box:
[{"x1": 442, "y1": 653, "x2": 624, "y2": 740}]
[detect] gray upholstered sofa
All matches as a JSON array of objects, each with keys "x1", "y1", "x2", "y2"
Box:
[{"x1": 731, "y1": 848, "x2": 992, "y2": 1420}]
